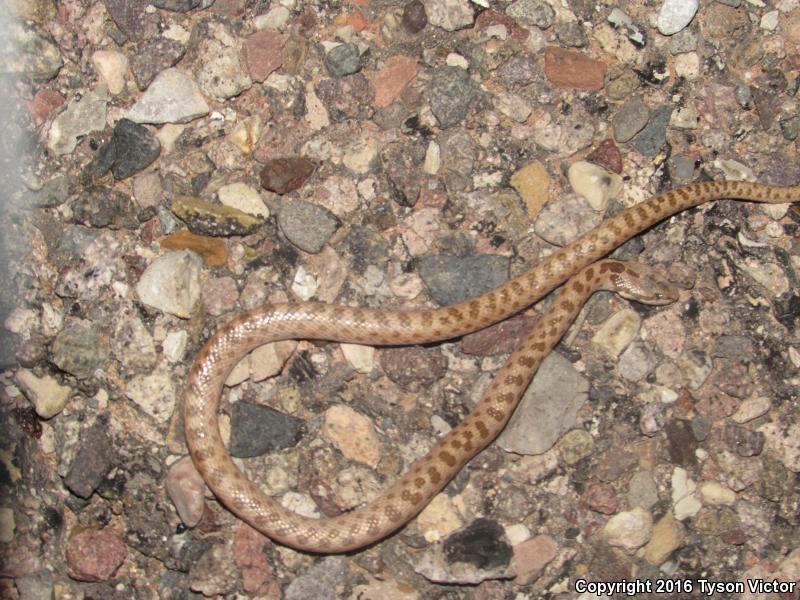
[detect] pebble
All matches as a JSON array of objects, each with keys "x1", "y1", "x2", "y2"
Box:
[
  {"x1": 607, "y1": 8, "x2": 646, "y2": 47},
  {"x1": 86, "y1": 118, "x2": 161, "y2": 181},
  {"x1": 136, "y1": 250, "x2": 203, "y2": 319},
  {"x1": 126, "y1": 68, "x2": 209, "y2": 124},
  {"x1": 612, "y1": 96, "x2": 650, "y2": 143},
  {"x1": 217, "y1": 182, "x2": 270, "y2": 218},
  {"x1": 698, "y1": 481, "x2": 736, "y2": 506},
  {"x1": 656, "y1": 0, "x2": 698, "y2": 36},
  {"x1": 629, "y1": 106, "x2": 671, "y2": 157},
  {"x1": 322, "y1": 405, "x2": 382, "y2": 466},
  {"x1": 671, "y1": 467, "x2": 702, "y2": 521},
  {"x1": 124, "y1": 367, "x2": 176, "y2": 422},
  {"x1": 628, "y1": 470, "x2": 659, "y2": 510},
  {"x1": 423, "y1": 0, "x2": 474, "y2": 31},
  {"x1": 643, "y1": 512, "x2": 684, "y2": 565},
  {"x1": 592, "y1": 309, "x2": 641, "y2": 358},
  {"x1": 249, "y1": 341, "x2": 298, "y2": 381},
  {"x1": 197, "y1": 35, "x2": 252, "y2": 100},
  {"x1": 64, "y1": 418, "x2": 114, "y2": 499},
  {"x1": 189, "y1": 543, "x2": 238, "y2": 597},
  {"x1": 543, "y1": 46, "x2": 607, "y2": 90},
  {"x1": 172, "y1": 195, "x2": 265, "y2": 237},
  {"x1": 507, "y1": 0, "x2": 554, "y2": 28},
  {"x1": 47, "y1": 88, "x2": 108, "y2": 155},
  {"x1": 731, "y1": 396, "x2": 771, "y2": 424},
  {"x1": 0, "y1": 507, "x2": 14, "y2": 543},
  {"x1": 585, "y1": 481, "x2": 618, "y2": 515},
  {"x1": 340, "y1": 343, "x2": 375, "y2": 374},
  {"x1": 91, "y1": 49, "x2": 128, "y2": 94},
  {"x1": 371, "y1": 55, "x2": 419, "y2": 108},
  {"x1": 65, "y1": 528, "x2": 127, "y2": 582},
  {"x1": 403, "y1": 0, "x2": 428, "y2": 33},
  {"x1": 278, "y1": 200, "x2": 340, "y2": 253},
  {"x1": 567, "y1": 160, "x2": 623, "y2": 211},
  {"x1": 161, "y1": 230, "x2": 228, "y2": 267},
  {"x1": 165, "y1": 455, "x2": 206, "y2": 527},
  {"x1": 380, "y1": 346, "x2": 448, "y2": 392},
  {"x1": 664, "y1": 419, "x2": 697, "y2": 466},
  {"x1": 2, "y1": 23, "x2": 63, "y2": 80},
  {"x1": 51, "y1": 321, "x2": 110, "y2": 380},
  {"x1": 417, "y1": 254, "x2": 509, "y2": 305},
  {"x1": 534, "y1": 193, "x2": 602, "y2": 246},
  {"x1": 557, "y1": 429, "x2": 594, "y2": 465},
  {"x1": 586, "y1": 139, "x2": 623, "y2": 174},
  {"x1": 602, "y1": 507, "x2": 653, "y2": 549},
  {"x1": 291, "y1": 266, "x2": 318, "y2": 300},
  {"x1": 513, "y1": 534, "x2": 558, "y2": 585},
  {"x1": 497, "y1": 353, "x2": 589, "y2": 455},
  {"x1": 415, "y1": 519, "x2": 513, "y2": 584},
  {"x1": 510, "y1": 160, "x2": 551, "y2": 216},
  {"x1": 639, "y1": 403, "x2": 666, "y2": 436},
  {"x1": 415, "y1": 494, "x2": 463, "y2": 541},
  {"x1": 324, "y1": 43, "x2": 362, "y2": 78},
  {"x1": 428, "y1": 66, "x2": 478, "y2": 129},
  {"x1": 259, "y1": 156, "x2": 315, "y2": 194},
  {"x1": 229, "y1": 401, "x2": 304, "y2": 458},
  {"x1": 16, "y1": 369, "x2": 71, "y2": 419},
  {"x1": 618, "y1": 342, "x2": 656, "y2": 382},
  {"x1": 285, "y1": 557, "x2": 348, "y2": 600},
  {"x1": 243, "y1": 29, "x2": 284, "y2": 82},
  {"x1": 759, "y1": 422, "x2": 800, "y2": 472},
  {"x1": 255, "y1": 5, "x2": 291, "y2": 30},
  {"x1": 724, "y1": 423, "x2": 765, "y2": 457},
  {"x1": 71, "y1": 187, "x2": 138, "y2": 229},
  {"x1": 130, "y1": 36, "x2": 187, "y2": 90},
  {"x1": 13, "y1": 570, "x2": 54, "y2": 600}
]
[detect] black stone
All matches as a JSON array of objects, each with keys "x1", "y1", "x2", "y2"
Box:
[{"x1": 229, "y1": 401, "x2": 304, "y2": 458}]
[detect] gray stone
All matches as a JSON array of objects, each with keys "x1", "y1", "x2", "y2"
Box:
[
  {"x1": 428, "y1": 66, "x2": 478, "y2": 129},
  {"x1": 324, "y1": 43, "x2": 362, "y2": 78},
  {"x1": 497, "y1": 353, "x2": 589, "y2": 454},
  {"x1": 126, "y1": 68, "x2": 209, "y2": 124},
  {"x1": 51, "y1": 321, "x2": 110, "y2": 380},
  {"x1": 417, "y1": 254, "x2": 509, "y2": 306},
  {"x1": 278, "y1": 200, "x2": 341, "y2": 254}
]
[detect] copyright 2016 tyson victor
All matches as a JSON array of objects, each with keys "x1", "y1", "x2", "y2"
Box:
[{"x1": 574, "y1": 578, "x2": 797, "y2": 596}]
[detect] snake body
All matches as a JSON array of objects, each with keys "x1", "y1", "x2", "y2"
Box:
[{"x1": 184, "y1": 181, "x2": 798, "y2": 552}]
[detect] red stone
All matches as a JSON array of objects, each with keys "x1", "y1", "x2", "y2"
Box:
[{"x1": 544, "y1": 47, "x2": 607, "y2": 91}]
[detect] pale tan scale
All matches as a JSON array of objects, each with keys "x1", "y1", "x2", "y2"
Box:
[{"x1": 184, "y1": 181, "x2": 799, "y2": 553}]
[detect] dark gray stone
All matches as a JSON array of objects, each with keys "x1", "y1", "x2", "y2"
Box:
[
  {"x1": 229, "y1": 401, "x2": 304, "y2": 458},
  {"x1": 417, "y1": 254, "x2": 509, "y2": 306}
]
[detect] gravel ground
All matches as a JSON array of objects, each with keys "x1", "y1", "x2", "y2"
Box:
[{"x1": 2, "y1": 0, "x2": 800, "y2": 598}]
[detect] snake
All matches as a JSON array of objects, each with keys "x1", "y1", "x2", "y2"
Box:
[{"x1": 183, "y1": 180, "x2": 798, "y2": 553}]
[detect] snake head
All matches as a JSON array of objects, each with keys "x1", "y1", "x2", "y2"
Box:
[{"x1": 606, "y1": 261, "x2": 680, "y2": 306}]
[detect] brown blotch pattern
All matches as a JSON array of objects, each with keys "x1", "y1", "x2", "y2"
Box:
[
  {"x1": 438, "y1": 451, "x2": 457, "y2": 466},
  {"x1": 427, "y1": 467, "x2": 442, "y2": 484}
]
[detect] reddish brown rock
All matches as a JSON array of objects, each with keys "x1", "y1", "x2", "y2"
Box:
[
  {"x1": 243, "y1": 30, "x2": 284, "y2": 83},
  {"x1": 586, "y1": 139, "x2": 623, "y2": 174},
  {"x1": 461, "y1": 315, "x2": 539, "y2": 356},
  {"x1": 513, "y1": 534, "x2": 558, "y2": 584},
  {"x1": 380, "y1": 346, "x2": 447, "y2": 392},
  {"x1": 585, "y1": 481, "x2": 618, "y2": 515},
  {"x1": 259, "y1": 157, "x2": 315, "y2": 194},
  {"x1": 65, "y1": 528, "x2": 127, "y2": 582},
  {"x1": 475, "y1": 9, "x2": 530, "y2": 43},
  {"x1": 544, "y1": 47, "x2": 607, "y2": 91},
  {"x1": 370, "y1": 55, "x2": 418, "y2": 108},
  {"x1": 29, "y1": 89, "x2": 65, "y2": 126}
]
